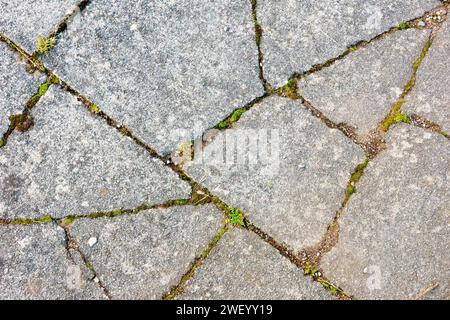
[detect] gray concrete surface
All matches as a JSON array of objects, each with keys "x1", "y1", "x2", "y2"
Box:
[{"x1": 0, "y1": 1, "x2": 448, "y2": 300}]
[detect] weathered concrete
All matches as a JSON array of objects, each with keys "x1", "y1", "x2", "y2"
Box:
[
  {"x1": 180, "y1": 228, "x2": 333, "y2": 300},
  {"x1": 404, "y1": 21, "x2": 450, "y2": 132},
  {"x1": 70, "y1": 204, "x2": 223, "y2": 299},
  {"x1": 184, "y1": 96, "x2": 364, "y2": 251},
  {"x1": 259, "y1": 0, "x2": 440, "y2": 86},
  {"x1": 0, "y1": 223, "x2": 105, "y2": 299},
  {"x1": 321, "y1": 125, "x2": 450, "y2": 299},
  {"x1": 299, "y1": 29, "x2": 430, "y2": 136},
  {"x1": 0, "y1": 87, "x2": 190, "y2": 219},
  {"x1": 0, "y1": 0, "x2": 80, "y2": 53},
  {"x1": 43, "y1": 0, "x2": 263, "y2": 154},
  {"x1": 0, "y1": 42, "x2": 45, "y2": 135}
]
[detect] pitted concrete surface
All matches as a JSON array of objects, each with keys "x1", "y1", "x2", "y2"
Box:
[{"x1": 0, "y1": 1, "x2": 448, "y2": 300}]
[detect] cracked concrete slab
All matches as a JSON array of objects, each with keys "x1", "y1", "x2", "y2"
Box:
[
  {"x1": 179, "y1": 228, "x2": 332, "y2": 300},
  {"x1": 184, "y1": 96, "x2": 364, "y2": 251},
  {"x1": 404, "y1": 21, "x2": 450, "y2": 132},
  {"x1": 0, "y1": 87, "x2": 190, "y2": 219},
  {"x1": 0, "y1": 41, "x2": 45, "y2": 135},
  {"x1": 70, "y1": 204, "x2": 223, "y2": 299},
  {"x1": 0, "y1": 0, "x2": 80, "y2": 53},
  {"x1": 0, "y1": 223, "x2": 105, "y2": 299},
  {"x1": 258, "y1": 0, "x2": 441, "y2": 86},
  {"x1": 299, "y1": 29, "x2": 430, "y2": 136},
  {"x1": 321, "y1": 125, "x2": 450, "y2": 300},
  {"x1": 43, "y1": 0, "x2": 263, "y2": 154}
]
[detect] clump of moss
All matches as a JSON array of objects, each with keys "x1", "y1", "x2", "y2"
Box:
[
  {"x1": 398, "y1": 22, "x2": 410, "y2": 30},
  {"x1": 276, "y1": 79, "x2": 301, "y2": 100},
  {"x1": 226, "y1": 207, "x2": 245, "y2": 227},
  {"x1": 89, "y1": 103, "x2": 100, "y2": 114},
  {"x1": 37, "y1": 36, "x2": 56, "y2": 54}
]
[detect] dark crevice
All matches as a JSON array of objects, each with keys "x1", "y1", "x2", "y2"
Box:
[
  {"x1": 249, "y1": 0, "x2": 271, "y2": 93},
  {"x1": 58, "y1": 221, "x2": 112, "y2": 299}
]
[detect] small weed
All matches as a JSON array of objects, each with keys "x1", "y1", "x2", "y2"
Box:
[
  {"x1": 226, "y1": 207, "x2": 245, "y2": 227},
  {"x1": 37, "y1": 36, "x2": 56, "y2": 54}
]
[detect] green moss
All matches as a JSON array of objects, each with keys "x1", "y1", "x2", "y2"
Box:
[
  {"x1": 8, "y1": 215, "x2": 53, "y2": 225},
  {"x1": 0, "y1": 138, "x2": 5, "y2": 148},
  {"x1": 38, "y1": 82, "x2": 51, "y2": 96},
  {"x1": 89, "y1": 103, "x2": 100, "y2": 114},
  {"x1": 216, "y1": 107, "x2": 247, "y2": 129},
  {"x1": 276, "y1": 78, "x2": 301, "y2": 100},
  {"x1": 37, "y1": 36, "x2": 56, "y2": 54},
  {"x1": 343, "y1": 160, "x2": 369, "y2": 202},
  {"x1": 226, "y1": 207, "x2": 245, "y2": 227},
  {"x1": 173, "y1": 199, "x2": 189, "y2": 206},
  {"x1": 398, "y1": 22, "x2": 410, "y2": 30}
]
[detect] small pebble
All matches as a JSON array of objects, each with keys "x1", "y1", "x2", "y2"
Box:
[{"x1": 88, "y1": 237, "x2": 98, "y2": 247}]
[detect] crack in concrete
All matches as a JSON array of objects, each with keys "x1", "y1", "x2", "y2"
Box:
[
  {"x1": 249, "y1": 0, "x2": 271, "y2": 92},
  {"x1": 58, "y1": 220, "x2": 112, "y2": 299},
  {"x1": 0, "y1": 199, "x2": 192, "y2": 226},
  {"x1": 288, "y1": 2, "x2": 448, "y2": 83},
  {"x1": 32, "y1": 0, "x2": 92, "y2": 59},
  {"x1": 0, "y1": 74, "x2": 58, "y2": 148},
  {"x1": 162, "y1": 224, "x2": 229, "y2": 300}
]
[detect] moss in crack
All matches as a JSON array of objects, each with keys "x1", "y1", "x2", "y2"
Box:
[
  {"x1": 275, "y1": 78, "x2": 301, "y2": 100},
  {"x1": 226, "y1": 207, "x2": 245, "y2": 227},
  {"x1": 380, "y1": 37, "x2": 433, "y2": 133},
  {"x1": 398, "y1": 22, "x2": 411, "y2": 30},
  {"x1": 343, "y1": 159, "x2": 369, "y2": 205},
  {"x1": 37, "y1": 36, "x2": 56, "y2": 54},
  {"x1": 60, "y1": 199, "x2": 191, "y2": 226},
  {"x1": 163, "y1": 225, "x2": 228, "y2": 300},
  {"x1": 213, "y1": 94, "x2": 268, "y2": 130},
  {"x1": 0, "y1": 215, "x2": 53, "y2": 225}
]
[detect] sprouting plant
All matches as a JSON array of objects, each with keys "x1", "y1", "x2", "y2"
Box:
[
  {"x1": 37, "y1": 36, "x2": 56, "y2": 54},
  {"x1": 226, "y1": 207, "x2": 245, "y2": 226},
  {"x1": 89, "y1": 103, "x2": 100, "y2": 114}
]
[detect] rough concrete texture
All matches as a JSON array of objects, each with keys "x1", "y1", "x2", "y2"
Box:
[
  {"x1": 184, "y1": 96, "x2": 364, "y2": 250},
  {"x1": 259, "y1": 0, "x2": 440, "y2": 86},
  {"x1": 321, "y1": 125, "x2": 450, "y2": 300},
  {"x1": 0, "y1": 0, "x2": 80, "y2": 53},
  {"x1": 0, "y1": 1, "x2": 449, "y2": 301},
  {"x1": 0, "y1": 87, "x2": 190, "y2": 219},
  {"x1": 404, "y1": 21, "x2": 450, "y2": 132},
  {"x1": 0, "y1": 41, "x2": 45, "y2": 134},
  {"x1": 0, "y1": 223, "x2": 105, "y2": 299},
  {"x1": 180, "y1": 228, "x2": 332, "y2": 300},
  {"x1": 43, "y1": 0, "x2": 263, "y2": 154},
  {"x1": 70, "y1": 205, "x2": 223, "y2": 299},
  {"x1": 299, "y1": 29, "x2": 430, "y2": 136}
]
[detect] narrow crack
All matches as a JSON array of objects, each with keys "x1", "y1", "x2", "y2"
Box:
[
  {"x1": 58, "y1": 220, "x2": 112, "y2": 299},
  {"x1": 408, "y1": 113, "x2": 449, "y2": 139},
  {"x1": 246, "y1": 221, "x2": 352, "y2": 300},
  {"x1": 249, "y1": 0, "x2": 271, "y2": 92},
  {"x1": 0, "y1": 74, "x2": 58, "y2": 148},
  {"x1": 0, "y1": 198, "x2": 192, "y2": 226},
  {"x1": 32, "y1": 0, "x2": 92, "y2": 59},
  {"x1": 162, "y1": 224, "x2": 229, "y2": 300}
]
